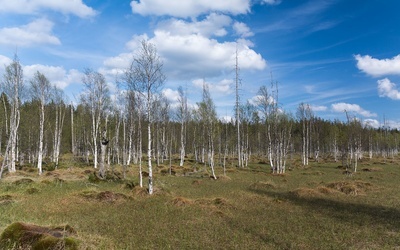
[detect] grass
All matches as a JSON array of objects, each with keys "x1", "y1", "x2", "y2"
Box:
[{"x1": 0, "y1": 156, "x2": 399, "y2": 249}]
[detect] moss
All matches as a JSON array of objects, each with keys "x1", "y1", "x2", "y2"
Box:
[
  {"x1": 0, "y1": 222, "x2": 78, "y2": 250},
  {"x1": 26, "y1": 187, "x2": 40, "y2": 194},
  {"x1": 13, "y1": 178, "x2": 34, "y2": 185},
  {"x1": 0, "y1": 195, "x2": 14, "y2": 205},
  {"x1": 33, "y1": 235, "x2": 78, "y2": 250}
]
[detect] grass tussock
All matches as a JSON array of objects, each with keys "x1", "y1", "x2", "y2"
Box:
[
  {"x1": 0, "y1": 222, "x2": 78, "y2": 250},
  {"x1": 217, "y1": 175, "x2": 231, "y2": 181},
  {"x1": 170, "y1": 196, "x2": 193, "y2": 207},
  {"x1": 79, "y1": 190, "x2": 128, "y2": 203},
  {"x1": 0, "y1": 156, "x2": 398, "y2": 249},
  {"x1": 13, "y1": 178, "x2": 34, "y2": 185},
  {"x1": 0, "y1": 195, "x2": 14, "y2": 205},
  {"x1": 249, "y1": 180, "x2": 277, "y2": 190},
  {"x1": 326, "y1": 181, "x2": 373, "y2": 196}
]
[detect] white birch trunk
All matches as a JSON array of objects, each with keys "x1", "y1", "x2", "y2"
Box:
[{"x1": 37, "y1": 103, "x2": 44, "y2": 175}]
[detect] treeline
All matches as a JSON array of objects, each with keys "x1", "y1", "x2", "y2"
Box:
[{"x1": 1, "y1": 43, "x2": 399, "y2": 187}]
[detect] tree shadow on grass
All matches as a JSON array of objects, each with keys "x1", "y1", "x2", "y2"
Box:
[{"x1": 249, "y1": 188, "x2": 400, "y2": 231}]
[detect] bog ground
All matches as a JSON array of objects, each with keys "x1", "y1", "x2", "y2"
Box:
[{"x1": 0, "y1": 157, "x2": 399, "y2": 249}]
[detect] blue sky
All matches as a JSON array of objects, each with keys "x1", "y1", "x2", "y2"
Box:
[{"x1": 0, "y1": 0, "x2": 400, "y2": 128}]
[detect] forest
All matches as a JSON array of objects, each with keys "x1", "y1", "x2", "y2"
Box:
[
  {"x1": 0, "y1": 41, "x2": 399, "y2": 248},
  {"x1": 1, "y1": 41, "x2": 400, "y2": 185}
]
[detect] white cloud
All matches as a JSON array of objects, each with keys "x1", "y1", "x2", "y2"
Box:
[
  {"x1": 158, "y1": 13, "x2": 231, "y2": 38},
  {"x1": 0, "y1": 0, "x2": 96, "y2": 18},
  {"x1": 386, "y1": 120, "x2": 400, "y2": 130},
  {"x1": 233, "y1": 21, "x2": 253, "y2": 37},
  {"x1": 363, "y1": 119, "x2": 380, "y2": 129},
  {"x1": 310, "y1": 105, "x2": 327, "y2": 112},
  {"x1": 103, "y1": 30, "x2": 266, "y2": 81},
  {"x1": 0, "y1": 55, "x2": 12, "y2": 73},
  {"x1": 331, "y1": 102, "x2": 377, "y2": 118},
  {"x1": 102, "y1": 11, "x2": 265, "y2": 82},
  {"x1": 377, "y1": 78, "x2": 400, "y2": 100},
  {"x1": 248, "y1": 94, "x2": 275, "y2": 106},
  {"x1": 162, "y1": 88, "x2": 179, "y2": 103},
  {"x1": 355, "y1": 54, "x2": 400, "y2": 77},
  {"x1": 154, "y1": 30, "x2": 265, "y2": 79},
  {"x1": 192, "y1": 78, "x2": 233, "y2": 95},
  {"x1": 24, "y1": 64, "x2": 82, "y2": 89},
  {"x1": 0, "y1": 18, "x2": 60, "y2": 47},
  {"x1": 262, "y1": 0, "x2": 281, "y2": 5},
  {"x1": 220, "y1": 115, "x2": 233, "y2": 123},
  {"x1": 130, "y1": 0, "x2": 250, "y2": 18}
]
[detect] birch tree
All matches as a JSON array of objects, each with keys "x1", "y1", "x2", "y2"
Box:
[
  {"x1": 1, "y1": 55, "x2": 24, "y2": 173},
  {"x1": 80, "y1": 69, "x2": 110, "y2": 169},
  {"x1": 30, "y1": 71, "x2": 52, "y2": 174},
  {"x1": 235, "y1": 48, "x2": 242, "y2": 168},
  {"x1": 52, "y1": 88, "x2": 66, "y2": 168},
  {"x1": 196, "y1": 83, "x2": 217, "y2": 179},
  {"x1": 177, "y1": 86, "x2": 188, "y2": 167},
  {"x1": 257, "y1": 84, "x2": 292, "y2": 174},
  {"x1": 297, "y1": 103, "x2": 313, "y2": 166},
  {"x1": 125, "y1": 40, "x2": 165, "y2": 195}
]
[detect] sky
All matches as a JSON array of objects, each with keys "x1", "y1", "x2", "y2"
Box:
[{"x1": 0, "y1": 0, "x2": 400, "y2": 128}]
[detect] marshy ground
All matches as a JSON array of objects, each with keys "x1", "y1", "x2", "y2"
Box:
[{"x1": 0, "y1": 156, "x2": 399, "y2": 249}]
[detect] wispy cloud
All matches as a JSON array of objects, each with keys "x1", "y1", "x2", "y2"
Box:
[
  {"x1": 0, "y1": 0, "x2": 97, "y2": 18},
  {"x1": 310, "y1": 105, "x2": 327, "y2": 112},
  {"x1": 262, "y1": 0, "x2": 282, "y2": 5},
  {"x1": 256, "y1": 0, "x2": 337, "y2": 34}
]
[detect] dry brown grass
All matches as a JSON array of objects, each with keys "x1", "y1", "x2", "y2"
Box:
[
  {"x1": 326, "y1": 181, "x2": 373, "y2": 196},
  {"x1": 170, "y1": 196, "x2": 193, "y2": 206},
  {"x1": 249, "y1": 180, "x2": 277, "y2": 190},
  {"x1": 79, "y1": 190, "x2": 128, "y2": 203},
  {"x1": 217, "y1": 175, "x2": 232, "y2": 181}
]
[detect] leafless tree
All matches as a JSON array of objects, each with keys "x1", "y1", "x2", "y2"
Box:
[
  {"x1": 30, "y1": 71, "x2": 52, "y2": 174},
  {"x1": 80, "y1": 69, "x2": 110, "y2": 170},
  {"x1": 125, "y1": 40, "x2": 166, "y2": 194},
  {"x1": 1, "y1": 54, "x2": 24, "y2": 174}
]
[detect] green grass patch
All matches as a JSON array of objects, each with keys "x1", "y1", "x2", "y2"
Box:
[{"x1": 0, "y1": 157, "x2": 398, "y2": 249}]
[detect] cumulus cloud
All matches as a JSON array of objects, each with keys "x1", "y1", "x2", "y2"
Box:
[
  {"x1": 154, "y1": 30, "x2": 265, "y2": 79},
  {"x1": 192, "y1": 78, "x2": 233, "y2": 95},
  {"x1": 377, "y1": 78, "x2": 400, "y2": 100},
  {"x1": 0, "y1": 0, "x2": 96, "y2": 18},
  {"x1": 0, "y1": 55, "x2": 12, "y2": 71},
  {"x1": 233, "y1": 21, "x2": 254, "y2": 37},
  {"x1": 157, "y1": 13, "x2": 231, "y2": 37},
  {"x1": 331, "y1": 102, "x2": 377, "y2": 118},
  {"x1": 24, "y1": 64, "x2": 82, "y2": 89},
  {"x1": 248, "y1": 94, "x2": 275, "y2": 106},
  {"x1": 162, "y1": 88, "x2": 180, "y2": 103},
  {"x1": 102, "y1": 14, "x2": 266, "y2": 80},
  {"x1": 130, "y1": 0, "x2": 250, "y2": 18},
  {"x1": 363, "y1": 119, "x2": 380, "y2": 129},
  {"x1": 0, "y1": 18, "x2": 60, "y2": 47},
  {"x1": 355, "y1": 54, "x2": 400, "y2": 77}
]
